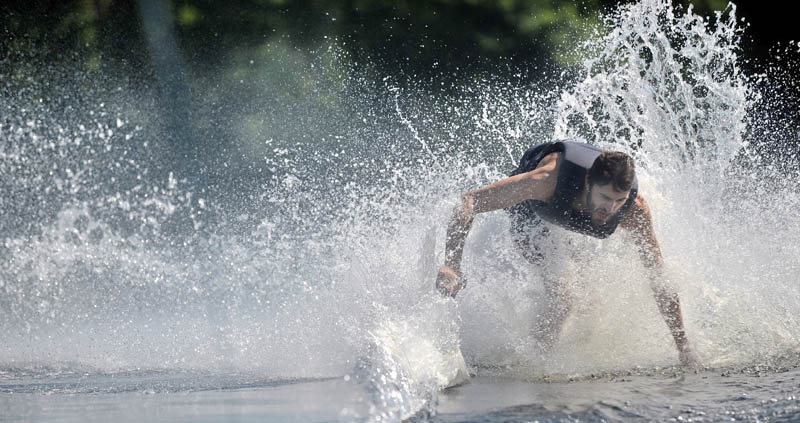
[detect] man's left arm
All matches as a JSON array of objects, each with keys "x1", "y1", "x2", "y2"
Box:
[{"x1": 620, "y1": 194, "x2": 697, "y2": 367}]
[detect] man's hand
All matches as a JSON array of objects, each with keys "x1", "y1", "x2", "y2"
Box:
[{"x1": 436, "y1": 265, "x2": 466, "y2": 298}]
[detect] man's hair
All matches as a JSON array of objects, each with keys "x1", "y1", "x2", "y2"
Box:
[{"x1": 587, "y1": 151, "x2": 635, "y2": 191}]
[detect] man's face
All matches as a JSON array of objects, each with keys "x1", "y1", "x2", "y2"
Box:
[{"x1": 587, "y1": 183, "x2": 630, "y2": 224}]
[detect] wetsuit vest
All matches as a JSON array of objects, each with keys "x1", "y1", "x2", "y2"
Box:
[{"x1": 508, "y1": 141, "x2": 638, "y2": 239}]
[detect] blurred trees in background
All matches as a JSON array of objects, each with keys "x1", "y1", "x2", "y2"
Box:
[
  {"x1": 1, "y1": 0, "x2": 796, "y2": 209},
  {"x1": 3, "y1": 0, "x2": 762, "y2": 82}
]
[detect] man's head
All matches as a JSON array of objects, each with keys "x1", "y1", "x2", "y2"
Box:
[{"x1": 584, "y1": 151, "x2": 635, "y2": 224}]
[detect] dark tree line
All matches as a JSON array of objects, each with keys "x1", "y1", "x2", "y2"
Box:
[{"x1": 4, "y1": 0, "x2": 789, "y2": 80}]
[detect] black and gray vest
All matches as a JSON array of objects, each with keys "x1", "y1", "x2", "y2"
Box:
[{"x1": 507, "y1": 141, "x2": 638, "y2": 239}]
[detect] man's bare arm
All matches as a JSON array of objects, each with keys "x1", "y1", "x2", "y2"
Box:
[
  {"x1": 436, "y1": 152, "x2": 560, "y2": 297},
  {"x1": 621, "y1": 194, "x2": 695, "y2": 365}
]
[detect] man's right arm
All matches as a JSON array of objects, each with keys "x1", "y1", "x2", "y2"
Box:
[{"x1": 436, "y1": 152, "x2": 560, "y2": 297}]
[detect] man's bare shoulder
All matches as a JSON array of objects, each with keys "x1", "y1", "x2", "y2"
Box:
[
  {"x1": 534, "y1": 151, "x2": 561, "y2": 172},
  {"x1": 523, "y1": 151, "x2": 561, "y2": 201},
  {"x1": 463, "y1": 150, "x2": 562, "y2": 212},
  {"x1": 632, "y1": 192, "x2": 650, "y2": 211},
  {"x1": 620, "y1": 192, "x2": 653, "y2": 230}
]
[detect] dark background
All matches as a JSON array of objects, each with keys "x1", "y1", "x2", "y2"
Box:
[{"x1": 3, "y1": 0, "x2": 796, "y2": 78}]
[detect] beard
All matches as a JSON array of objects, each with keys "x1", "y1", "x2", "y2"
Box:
[{"x1": 587, "y1": 186, "x2": 612, "y2": 224}]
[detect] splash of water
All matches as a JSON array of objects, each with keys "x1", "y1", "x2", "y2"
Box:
[
  {"x1": 2, "y1": 0, "x2": 800, "y2": 420},
  {"x1": 553, "y1": 0, "x2": 800, "y2": 369}
]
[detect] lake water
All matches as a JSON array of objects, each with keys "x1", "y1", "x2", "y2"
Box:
[{"x1": 3, "y1": 363, "x2": 800, "y2": 422}]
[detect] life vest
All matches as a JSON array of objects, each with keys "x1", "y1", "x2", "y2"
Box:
[{"x1": 507, "y1": 141, "x2": 638, "y2": 239}]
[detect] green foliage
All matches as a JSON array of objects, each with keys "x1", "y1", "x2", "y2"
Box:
[
  {"x1": 686, "y1": 0, "x2": 731, "y2": 14},
  {"x1": 3, "y1": 0, "x2": 737, "y2": 78},
  {"x1": 0, "y1": 0, "x2": 743, "y2": 195}
]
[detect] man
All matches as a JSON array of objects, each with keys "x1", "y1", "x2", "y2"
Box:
[{"x1": 435, "y1": 140, "x2": 697, "y2": 366}]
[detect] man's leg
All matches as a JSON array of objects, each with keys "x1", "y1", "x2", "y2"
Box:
[
  {"x1": 508, "y1": 210, "x2": 549, "y2": 264},
  {"x1": 508, "y1": 211, "x2": 571, "y2": 350},
  {"x1": 532, "y1": 276, "x2": 572, "y2": 350}
]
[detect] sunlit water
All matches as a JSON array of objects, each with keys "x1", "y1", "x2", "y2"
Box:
[{"x1": 2, "y1": 0, "x2": 800, "y2": 421}]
